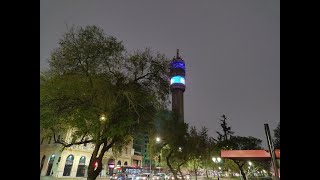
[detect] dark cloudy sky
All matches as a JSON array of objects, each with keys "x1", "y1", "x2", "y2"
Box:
[{"x1": 41, "y1": 0, "x2": 280, "y2": 148}]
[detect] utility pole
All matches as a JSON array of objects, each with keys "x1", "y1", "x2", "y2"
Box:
[{"x1": 264, "y1": 124, "x2": 279, "y2": 180}]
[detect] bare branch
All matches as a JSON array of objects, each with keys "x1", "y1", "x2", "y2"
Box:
[
  {"x1": 80, "y1": 132, "x2": 88, "y2": 142},
  {"x1": 98, "y1": 137, "x2": 118, "y2": 159},
  {"x1": 54, "y1": 139, "x2": 94, "y2": 148},
  {"x1": 51, "y1": 128, "x2": 94, "y2": 148},
  {"x1": 134, "y1": 73, "x2": 151, "y2": 82}
]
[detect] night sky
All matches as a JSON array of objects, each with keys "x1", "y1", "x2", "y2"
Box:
[{"x1": 41, "y1": 0, "x2": 280, "y2": 148}]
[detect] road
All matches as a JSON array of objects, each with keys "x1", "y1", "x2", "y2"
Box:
[{"x1": 40, "y1": 176, "x2": 241, "y2": 180}]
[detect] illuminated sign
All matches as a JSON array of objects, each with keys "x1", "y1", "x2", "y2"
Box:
[{"x1": 170, "y1": 76, "x2": 185, "y2": 85}]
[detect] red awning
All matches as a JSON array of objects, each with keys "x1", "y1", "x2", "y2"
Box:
[{"x1": 221, "y1": 149, "x2": 280, "y2": 160}]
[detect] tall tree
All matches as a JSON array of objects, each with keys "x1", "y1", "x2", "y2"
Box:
[
  {"x1": 40, "y1": 25, "x2": 170, "y2": 180},
  {"x1": 273, "y1": 122, "x2": 280, "y2": 149},
  {"x1": 187, "y1": 126, "x2": 213, "y2": 180},
  {"x1": 214, "y1": 115, "x2": 264, "y2": 180},
  {"x1": 217, "y1": 136, "x2": 263, "y2": 180},
  {"x1": 149, "y1": 111, "x2": 189, "y2": 180},
  {"x1": 187, "y1": 126, "x2": 202, "y2": 180},
  {"x1": 215, "y1": 115, "x2": 234, "y2": 142}
]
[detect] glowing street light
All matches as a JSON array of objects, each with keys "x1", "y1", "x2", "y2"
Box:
[
  {"x1": 212, "y1": 157, "x2": 222, "y2": 180},
  {"x1": 155, "y1": 136, "x2": 161, "y2": 173},
  {"x1": 100, "y1": 114, "x2": 107, "y2": 122},
  {"x1": 212, "y1": 157, "x2": 221, "y2": 163}
]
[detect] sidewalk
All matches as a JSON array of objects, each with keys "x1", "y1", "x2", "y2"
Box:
[{"x1": 40, "y1": 176, "x2": 110, "y2": 180}]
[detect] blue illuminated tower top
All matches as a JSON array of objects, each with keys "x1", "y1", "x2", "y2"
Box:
[
  {"x1": 170, "y1": 49, "x2": 186, "y2": 92},
  {"x1": 170, "y1": 49, "x2": 185, "y2": 122}
]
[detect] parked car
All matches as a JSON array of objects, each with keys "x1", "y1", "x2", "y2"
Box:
[
  {"x1": 152, "y1": 173, "x2": 166, "y2": 180},
  {"x1": 111, "y1": 173, "x2": 126, "y2": 180},
  {"x1": 181, "y1": 174, "x2": 191, "y2": 180},
  {"x1": 136, "y1": 174, "x2": 150, "y2": 180},
  {"x1": 127, "y1": 173, "x2": 139, "y2": 180},
  {"x1": 167, "y1": 174, "x2": 191, "y2": 180}
]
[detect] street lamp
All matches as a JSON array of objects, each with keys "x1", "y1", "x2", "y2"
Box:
[
  {"x1": 99, "y1": 114, "x2": 107, "y2": 136},
  {"x1": 212, "y1": 157, "x2": 222, "y2": 180},
  {"x1": 248, "y1": 161, "x2": 255, "y2": 178},
  {"x1": 156, "y1": 137, "x2": 161, "y2": 173},
  {"x1": 100, "y1": 114, "x2": 107, "y2": 122}
]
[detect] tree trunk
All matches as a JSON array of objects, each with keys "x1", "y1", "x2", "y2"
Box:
[
  {"x1": 178, "y1": 161, "x2": 186, "y2": 180},
  {"x1": 87, "y1": 144, "x2": 102, "y2": 180},
  {"x1": 193, "y1": 161, "x2": 197, "y2": 180},
  {"x1": 212, "y1": 167, "x2": 215, "y2": 178},
  {"x1": 233, "y1": 160, "x2": 247, "y2": 180},
  {"x1": 177, "y1": 167, "x2": 184, "y2": 180},
  {"x1": 239, "y1": 168, "x2": 247, "y2": 180},
  {"x1": 87, "y1": 141, "x2": 113, "y2": 180},
  {"x1": 205, "y1": 169, "x2": 208, "y2": 178},
  {"x1": 166, "y1": 150, "x2": 178, "y2": 180}
]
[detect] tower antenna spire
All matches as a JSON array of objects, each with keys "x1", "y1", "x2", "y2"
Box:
[{"x1": 176, "y1": 49, "x2": 180, "y2": 59}]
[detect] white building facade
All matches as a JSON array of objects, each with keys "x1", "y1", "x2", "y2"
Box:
[{"x1": 40, "y1": 130, "x2": 143, "y2": 178}]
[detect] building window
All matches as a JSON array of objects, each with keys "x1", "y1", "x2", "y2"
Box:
[
  {"x1": 46, "y1": 154, "x2": 55, "y2": 176},
  {"x1": 40, "y1": 155, "x2": 46, "y2": 174},
  {"x1": 76, "y1": 156, "x2": 86, "y2": 177},
  {"x1": 125, "y1": 147, "x2": 128, "y2": 154},
  {"x1": 63, "y1": 155, "x2": 74, "y2": 176}
]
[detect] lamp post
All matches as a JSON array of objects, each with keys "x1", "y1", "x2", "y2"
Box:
[
  {"x1": 248, "y1": 161, "x2": 254, "y2": 178},
  {"x1": 212, "y1": 157, "x2": 221, "y2": 180},
  {"x1": 99, "y1": 114, "x2": 107, "y2": 176},
  {"x1": 156, "y1": 137, "x2": 161, "y2": 173},
  {"x1": 100, "y1": 114, "x2": 107, "y2": 132}
]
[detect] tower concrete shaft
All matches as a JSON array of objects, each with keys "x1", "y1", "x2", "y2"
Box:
[{"x1": 169, "y1": 49, "x2": 186, "y2": 122}]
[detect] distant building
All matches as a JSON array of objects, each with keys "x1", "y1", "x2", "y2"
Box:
[
  {"x1": 133, "y1": 133, "x2": 150, "y2": 168},
  {"x1": 40, "y1": 129, "x2": 142, "y2": 178}
]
